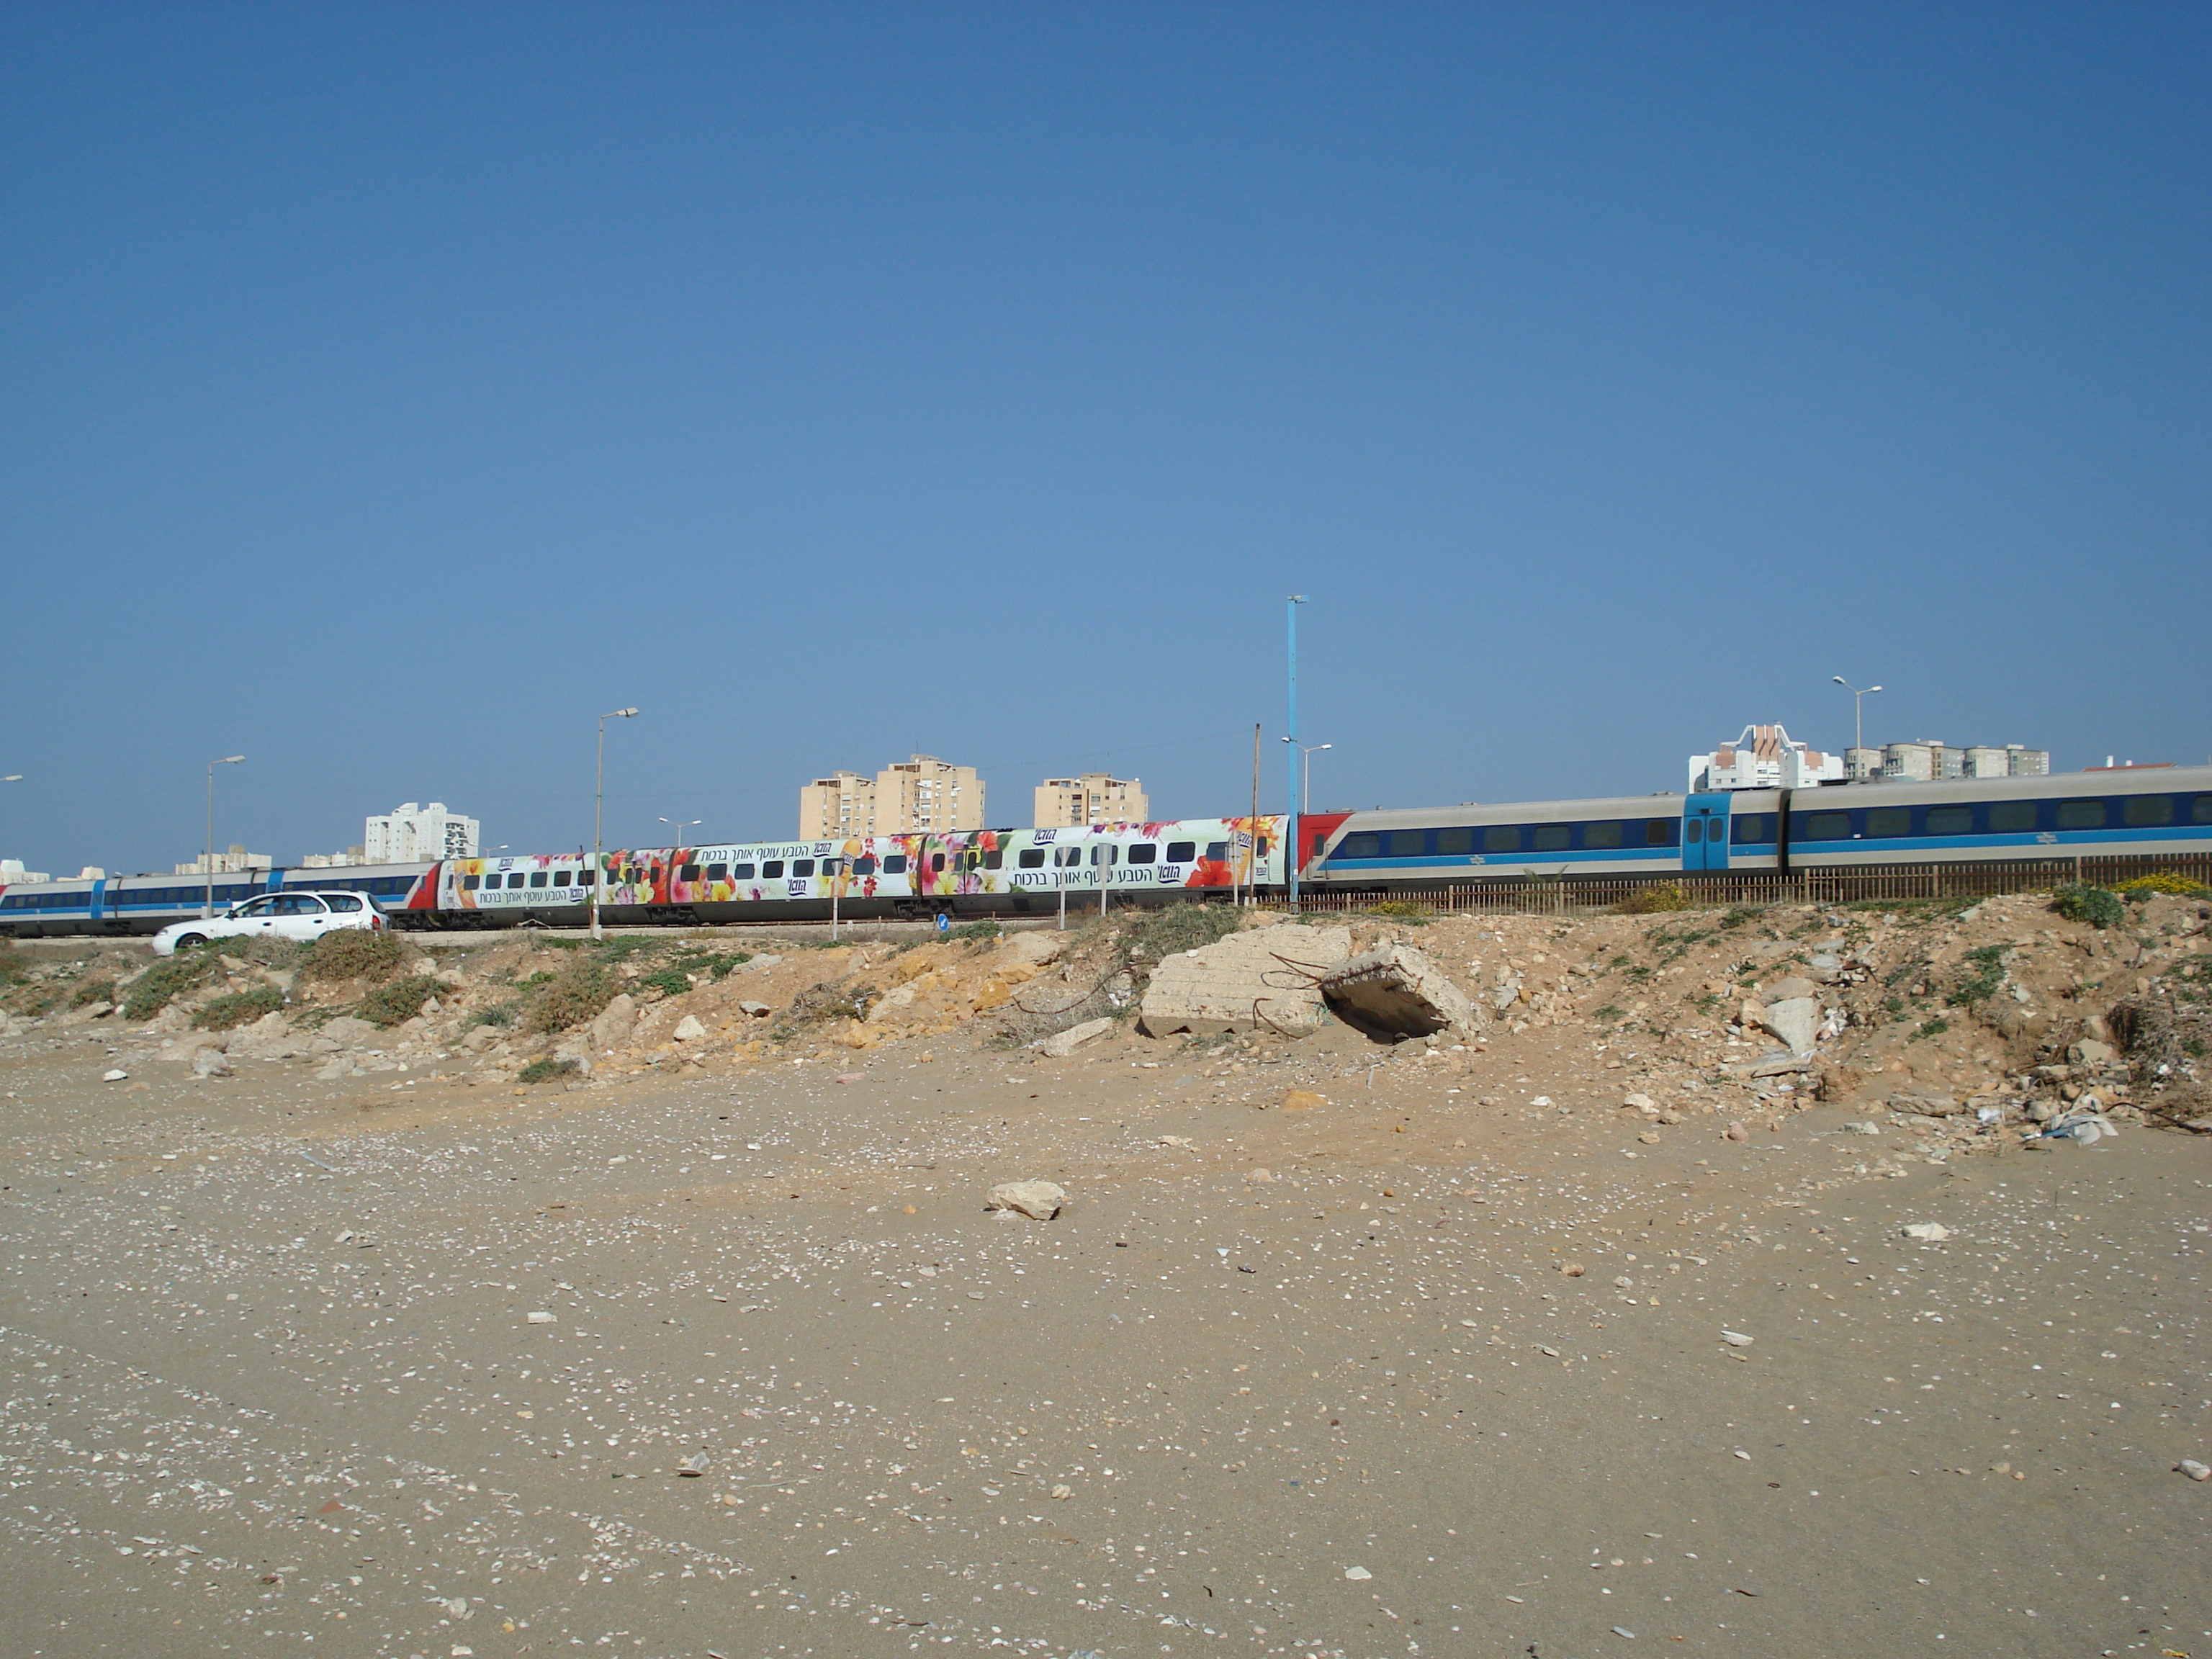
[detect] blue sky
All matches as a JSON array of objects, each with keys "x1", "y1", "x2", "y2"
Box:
[{"x1": 3, "y1": 3, "x2": 2206, "y2": 874}]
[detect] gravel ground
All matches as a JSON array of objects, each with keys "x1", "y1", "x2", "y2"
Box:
[{"x1": 2, "y1": 1012, "x2": 2207, "y2": 1659}]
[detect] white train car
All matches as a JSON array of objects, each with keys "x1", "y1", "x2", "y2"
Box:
[{"x1": 418, "y1": 817, "x2": 1285, "y2": 926}]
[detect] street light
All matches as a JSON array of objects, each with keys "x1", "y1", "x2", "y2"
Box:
[
  {"x1": 203, "y1": 756, "x2": 246, "y2": 917},
  {"x1": 658, "y1": 817, "x2": 702, "y2": 847},
  {"x1": 591, "y1": 708, "x2": 640, "y2": 941},
  {"x1": 1832, "y1": 676, "x2": 1883, "y2": 757},
  {"x1": 1281, "y1": 739, "x2": 1332, "y2": 813}
]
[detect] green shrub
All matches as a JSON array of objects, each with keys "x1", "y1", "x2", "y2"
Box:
[
  {"x1": 1123, "y1": 903, "x2": 1246, "y2": 964},
  {"x1": 521, "y1": 959, "x2": 617, "y2": 1034},
  {"x1": 122, "y1": 954, "x2": 221, "y2": 1020},
  {"x1": 638, "y1": 966, "x2": 695, "y2": 998},
  {"x1": 1367, "y1": 899, "x2": 1431, "y2": 922},
  {"x1": 2113, "y1": 871, "x2": 2212, "y2": 899},
  {"x1": 1593, "y1": 1004, "x2": 1624, "y2": 1023},
  {"x1": 2052, "y1": 883, "x2": 2124, "y2": 930},
  {"x1": 193, "y1": 985, "x2": 286, "y2": 1030},
  {"x1": 299, "y1": 928, "x2": 407, "y2": 984},
  {"x1": 949, "y1": 920, "x2": 1004, "y2": 943},
  {"x1": 1947, "y1": 944, "x2": 2008, "y2": 1007},
  {"x1": 1616, "y1": 883, "x2": 1690, "y2": 914},
  {"x1": 1909, "y1": 1015, "x2": 1951, "y2": 1042},
  {"x1": 360, "y1": 974, "x2": 444, "y2": 1028},
  {"x1": 518, "y1": 1057, "x2": 579, "y2": 1084},
  {"x1": 70, "y1": 976, "x2": 118, "y2": 1009},
  {"x1": 469, "y1": 1002, "x2": 518, "y2": 1028}
]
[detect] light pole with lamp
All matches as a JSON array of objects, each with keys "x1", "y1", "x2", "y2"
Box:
[
  {"x1": 657, "y1": 817, "x2": 701, "y2": 848},
  {"x1": 1832, "y1": 677, "x2": 1882, "y2": 766},
  {"x1": 1286, "y1": 595, "x2": 1306, "y2": 910},
  {"x1": 591, "y1": 709, "x2": 640, "y2": 941},
  {"x1": 1282, "y1": 739, "x2": 1331, "y2": 813},
  {"x1": 203, "y1": 756, "x2": 245, "y2": 917}
]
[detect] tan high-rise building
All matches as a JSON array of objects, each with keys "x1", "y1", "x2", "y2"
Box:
[
  {"x1": 1034, "y1": 773, "x2": 1148, "y2": 828},
  {"x1": 799, "y1": 756, "x2": 986, "y2": 837},
  {"x1": 798, "y1": 770, "x2": 879, "y2": 840}
]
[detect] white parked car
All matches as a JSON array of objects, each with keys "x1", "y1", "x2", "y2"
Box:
[{"x1": 150, "y1": 890, "x2": 385, "y2": 956}]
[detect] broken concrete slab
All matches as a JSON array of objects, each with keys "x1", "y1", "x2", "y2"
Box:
[
  {"x1": 1318, "y1": 943, "x2": 1480, "y2": 1040},
  {"x1": 1038, "y1": 1016, "x2": 1114, "y2": 1058},
  {"x1": 1137, "y1": 923, "x2": 1352, "y2": 1038},
  {"x1": 1758, "y1": 995, "x2": 1822, "y2": 1055}
]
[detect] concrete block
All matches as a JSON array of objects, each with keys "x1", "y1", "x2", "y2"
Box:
[{"x1": 1138, "y1": 923, "x2": 1352, "y2": 1038}]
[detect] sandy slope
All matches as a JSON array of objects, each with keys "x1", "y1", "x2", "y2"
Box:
[{"x1": 0, "y1": 907, "x2": 2207, "y2": 1659}]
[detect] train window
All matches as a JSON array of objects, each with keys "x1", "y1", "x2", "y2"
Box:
[
  {"x1": 2193, "y1": 794, "x2": 2212, "y2": 824},
  {"x1": 762, "y1": 860, "x2": 785, "y2": 878},
  {"x1": 1684, "y1": 821, "x2": 1704, "y2": 844},
  {"x1": 1584, "y1": 821, "x2": 1623, "y2": 850},
  {"x1": 2123, "y1": 794, "x2": 2175, "y2": 827},
  {"x1": 931, "y1": 853, "x2": 947, "y2": 872},
  {"x1": 1802, "y1": 811, "x2": 1852, "y2": 841},
  {"x1": 1437, "y1": 827, "x2": 1474, "y2": 855},
  {"x1": 1166, "y1": 841, "x2": 1196, "y2": 863},
  {"x1": 1483, "y1": 826, "x2": 1521, "y2": 853},
  {"x1": 1866, "y1": 807, "x2": 1912, "y2": 837},
  {"x1": 1126, "y1": 843, "x2": 1158, "y2": 864},
  {"x1": 462, "y1": 874, "x2": 480, "y2": 891},
  {"x1": 1926, "y1": 806, "x2": 1974, "y2": 836},
  {"x1": 680, "y1": 863, "x2": 701, "y2": 882},
  {"x1": 731, "y1": 863, "x2": 755, "y2": 880},
  {"x1": 2056, "y1": 799, "x2": 2106, "y2": 830},
  {"x1": 883, "y1": 855, "x2": 908, "y2": 874},
  {"x1": 1385, "y1": 830, "x2": 1423, "y2": 857},
  {"x1": 822, "y1": 858, "x2": 846, "y2": 876},
  {"x1": 1532, "y1": 824, "x2": 1571, "y2": 851},
  {"x1": 1017, "y1": 848, "x2": 1046, "y2": 868},
  {"x1": 791, "y1": 859, "x2": 815, "y2": 877},
  {"x1": 706, "y1": 863, "x2": 728, "y2": 881},
  {"x1": 1730, "y1": 814, "x2": 1768, "y2": 844},
  {"x1": 1645, "y1": 819, "x2": 1672, "y2": 847},
  {"x1": 552, "y1": 869, "x2": 572, "y2": 886},
  {"x1": 1206, "y1": 842, "x2": 1228, "y2": 861},
  {"x1": 1256, "y1": 835, "x2": 1271, "y2": 858},
  {"x1": 982, "y1": 850, "x2": 1004, "y2": 869},
  {"x1": 1989, "y1": 801, "x2": 2036, "y2": 832},
  {"x1": 1341, "y1": 833, "x2": 1381, "y2": 859}
]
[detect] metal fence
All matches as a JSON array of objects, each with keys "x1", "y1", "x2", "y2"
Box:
[{"x1": 1284, "y1": 851, "x2": 2212, "y2": 920}]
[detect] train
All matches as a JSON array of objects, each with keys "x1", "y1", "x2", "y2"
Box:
[{"x1": 3, "y1": 767, "x2": 2206, "y2": 940}]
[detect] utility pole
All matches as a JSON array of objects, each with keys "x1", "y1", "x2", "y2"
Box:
[
  {"x1": 203, "y1": 756, "x2": 245, "y2": 917},
  {"x1": 1245, "y1": 723, "x2": 1260, "y2": 905},
  {"x1": 591, "y1": 708, "x2": 640, "y2": 940},
  {"x1": 1286, "y1": 595, "x2": 1305, "y2": 912}
]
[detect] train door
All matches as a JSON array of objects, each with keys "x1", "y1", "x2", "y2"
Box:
[{"x1": 1683, "y1": 793, "x2": 1731, "y2": 871}]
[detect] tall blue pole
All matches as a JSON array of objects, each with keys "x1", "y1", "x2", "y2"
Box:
[{"x1": 1287, "y1": 594, "x2": 1305, "y2": 910}]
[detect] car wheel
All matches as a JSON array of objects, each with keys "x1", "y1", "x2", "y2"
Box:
[{"x1": 174, "y1": 932, "x2": 210, "y2": 950}]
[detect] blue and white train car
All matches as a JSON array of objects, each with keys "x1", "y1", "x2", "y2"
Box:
[
  {"x1": 0, "y1": 863, "x2": 435, "y2": 939},
  {"x1": 1782, "y1": 767, "x2": 2212, "y2": 871}
]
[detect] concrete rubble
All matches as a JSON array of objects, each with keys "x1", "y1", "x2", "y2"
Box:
[
  {"x1": 1136, "y1": 922, "x2": 1352, "y2": 1038},
  {"x1": 1317, "y1": 941, "x2": 1481, "y2": 1040}
]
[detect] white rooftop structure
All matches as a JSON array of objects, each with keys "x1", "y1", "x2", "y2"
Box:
[
  {"x1": 1689, "y1": 724, "x2": 1845, "y2": 792},
  {"x1": 364, "y1": 802, "x2": 479, "y2": 863}
]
